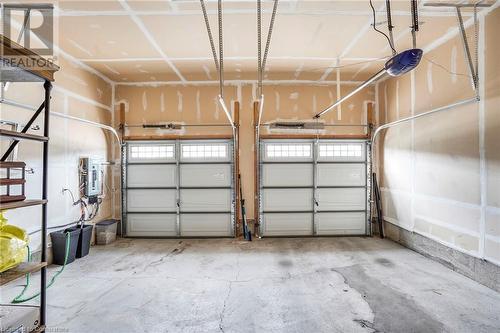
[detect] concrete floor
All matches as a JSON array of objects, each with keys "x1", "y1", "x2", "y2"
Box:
[{"x1": 3, "y1": 237, "x2": 500, "y2": 333}]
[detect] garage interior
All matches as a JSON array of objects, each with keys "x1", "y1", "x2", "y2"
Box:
[{"x1": 0, "y1": 0, "x2": 499, "y2": 332}]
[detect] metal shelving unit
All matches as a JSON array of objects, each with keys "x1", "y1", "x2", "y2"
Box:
[{"x1": 0, "y1": 35, "x2": 58, "y2": 333}]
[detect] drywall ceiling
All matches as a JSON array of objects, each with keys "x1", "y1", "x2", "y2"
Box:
[{"x1": 5, "y1": 0, "x2": 494, "y2": 84}]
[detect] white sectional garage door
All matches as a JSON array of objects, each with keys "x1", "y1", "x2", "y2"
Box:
[
  {"x1": 123, "y1": 140, "x2": 234, "y2": 237},
  {"x1": 260, "y1": 139, "x2": 369, "y2": 236}
]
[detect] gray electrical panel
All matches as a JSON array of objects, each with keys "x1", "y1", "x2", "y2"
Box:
[{"x1": 81, "y1": 157, "x2": 102, "y2": 197}]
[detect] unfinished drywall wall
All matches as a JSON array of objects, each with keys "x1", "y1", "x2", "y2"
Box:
[
  {"x1": 377, "y1": 7, "x2": 500, "y2": 266},
  {"x1": 483, "y1": 6, "x2": 500, "y2": 267},
  {"x1": 115, "y1": 82, "x2": 373, "y2": 220},
  {"x1": 0, "y1": 55, "x2": 115, "y2": 253}
]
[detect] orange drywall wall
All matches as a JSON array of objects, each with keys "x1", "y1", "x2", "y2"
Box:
[
  {"x1": 115, "y1": 83, "x2": 374, "y2": 220},
  {"x1": 377, "y1": 7, "x2": 500, "y2": 264},
  {"x1": 115, "y1": 85, "x2": 237, "y2": 137}
]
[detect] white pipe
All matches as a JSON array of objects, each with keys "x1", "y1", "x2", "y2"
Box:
[
  {"x1": 315, "y1": 69, "x2": 387, "y2": 118},
  {"x1": 51, "y1": 112, "x2": 121, "y2": 146},
  {"x1": 371, "y1": 97, "x2": 478, "y2": 145},
  {"x1": 217, "y1": 95, "x2": 235, "y2": 129},
  {"x1": 0, "y1": 97, "x2": 121, "y2": 145}
]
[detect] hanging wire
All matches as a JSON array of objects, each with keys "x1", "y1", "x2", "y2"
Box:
[
  {"x1": 199, "y1": 0, "x2": 219, "y2": 73},
  {"x1": 218, "y1": 0, "x2": 224, "y2": 98},
  {"x1": 199, "y1": 0, "x2": 233, "y2": 127},
  {"x1": 369, "y1": 0, "x2": 397, "y2": 55},
  {"x1": 257, "y1": 0, "x2": 262, "y2": 96},
  {"x1": 423, "y1": 56, "x2": 471, "y2": 78},
  {"x1": 262, "y1": 0, "x2": 279, "y2": 73},
  {"x1": 257, "y1": 0, "x2": 279, "y2": 97}
]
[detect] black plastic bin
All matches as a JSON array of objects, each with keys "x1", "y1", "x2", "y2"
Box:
[
  {"x1": 50, "y1": 228, "x2": 80, "y2": 265},
  {"x1": 67, "y1": 224, "x2": 93, "y2": 258}
]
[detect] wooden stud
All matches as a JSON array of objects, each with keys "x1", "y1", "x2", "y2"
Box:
[
  {"x1": 253, "y1": 101, "x2": 260, "y2": 234},
  {"x1": 119, "y1": 103, "x2": 126, "y2": 138},
  {"x1": 234, "y1": 101, "x2": 241, "y2": 235},
  {"x1": 367, "y1": 102, "x2": 374, "y2": 138}
]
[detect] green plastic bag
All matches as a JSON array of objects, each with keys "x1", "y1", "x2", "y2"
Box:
[{"x1": 0, "y1": 211, "x2": 28, "y2": 273}]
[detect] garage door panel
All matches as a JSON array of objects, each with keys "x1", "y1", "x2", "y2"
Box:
[
  {"x1": 317, "y1": 163, "x2": 366, "y2": 187},
  {"x1": 127, "y1": 189, "x2": 177, "y2": 212},
  {"x1": 263, "y1": 188, "x2": 313, "y2": 211},
  {"x1": 316, "y1": 212, "x2": 366, "y2": 235},
  {"x1": 180, "y1": 164, "x2": 231, "y2": 187},
  {"x1": 125, "y1": 140, "x2": 234, "y2": 237},
  {"x1": 316, "y1": 188, "x2": 365, "y2": 211},
  {"x1": 262, "y1": 164, "x2": 313, "y2": 187},
  {"x1": 128, "y1": 164, "x2": 176, "y2": 188},
  {"x1": 259, "y1": 140, "x2": 368, "y2": 237},
  {"x1": 127, "y1": 213, "x2": 177, "y2": 237},
  {"x1": 180, "y1": 214, "x2": 231, "y2": 236},
  {"x1": 263, "y1": 213, "x2": 313, "y2": 236},
  {"x1": 180, "y1": 189, "x2": 231, "y2": 212}
]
